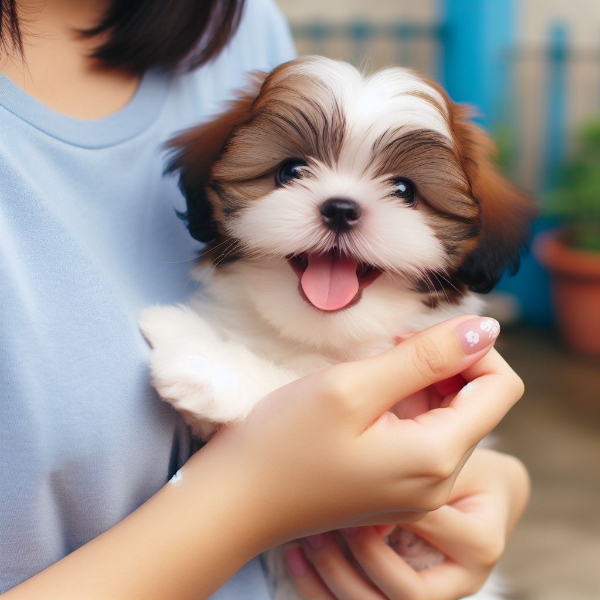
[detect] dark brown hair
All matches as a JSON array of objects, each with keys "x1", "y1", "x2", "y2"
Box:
[
  {"x1": 0, "y1": 0, "x2": 22, "y2": 56},
  {"x1": 0, "y1": 0, "x2": 245, "y2": 74}
]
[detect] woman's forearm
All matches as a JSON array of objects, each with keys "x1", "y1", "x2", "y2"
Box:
[{"x1": 4, "y1": 444, "x2": 270, "y2": 600}]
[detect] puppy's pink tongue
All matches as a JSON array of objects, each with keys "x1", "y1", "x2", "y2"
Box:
[{"x1": 301, "y1": 253, "x2": 359, "y2": 311}]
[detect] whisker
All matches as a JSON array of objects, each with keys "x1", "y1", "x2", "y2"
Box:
[
  {"x1": 431, "y1": 272, "x2": 451, "y2": 306},
  {"x1": 160, "y1": 237, "x2": 239, "y2": 265},
  {"x1": 438, "y1": 270, "x2": 465, "y2": 297},
  {"x1": 419, "y1": 272, "x2": 436, "y2": 312},
  {"x1": 427, "y1": 273, "x2": 441, "y2": 312},
  {"x1": 209, "y1": 239, "x2": 239, "y2": 269}
]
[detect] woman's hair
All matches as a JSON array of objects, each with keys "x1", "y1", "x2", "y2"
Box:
[{"x1": 0, "y1": 0, "x2": 246, "y2": 74}]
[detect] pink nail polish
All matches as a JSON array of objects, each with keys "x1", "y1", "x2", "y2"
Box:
[
  {"x1": 305, "y1": 534, "x2": 325, "y2": 549},
  {"x1": 456, "y1": 317, "x2": 500, "y2": 354},
  {"x1": 284, "y1": 547, "x2": 308, "y2": 577}
]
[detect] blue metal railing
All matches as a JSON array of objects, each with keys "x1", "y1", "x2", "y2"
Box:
[
  {"x1": 543, "y1": 24, "x2": 569, "y2": 192},
  {"x1": 292, "y1": 22, "x2": 442, "y2": 39},
  {"x1": 291, "y1": 21, "x2": 443, "y2": 70}
]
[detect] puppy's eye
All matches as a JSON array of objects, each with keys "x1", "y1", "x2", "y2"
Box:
[
  {"x1": 276, "y1": 159, "x2": 307, "y2": 186},
  {"x1": 392, "y1": 177, "x2": 417, "y2": 205}
]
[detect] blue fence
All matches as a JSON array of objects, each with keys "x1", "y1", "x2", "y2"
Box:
[
  {"x1": 291, "y1": 22, "x2": 443, "y2": 70},
  {"x1": 291, "y1": 3, "x2": 600, "y2": 326}
]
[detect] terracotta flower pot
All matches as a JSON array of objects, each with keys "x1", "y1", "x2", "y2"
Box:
[{"x1": 534, "y1": 229, "x2": 600, "y2": 355}]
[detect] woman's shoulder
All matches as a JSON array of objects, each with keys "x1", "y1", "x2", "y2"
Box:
[
  {"x1": 177, "y1": 0, "x2": 295, "y2": 115},
  {"x1": 234, "y1": 0, "x2": 296, "y2": 66},
  {"x1": 161, "y1": 0, "x2": 295, "y2": 130},
  {"x1": 202, "y1": 0, "x2": 295, "y2": 74}
]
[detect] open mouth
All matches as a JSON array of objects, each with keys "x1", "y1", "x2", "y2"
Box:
[{"x1": 288, "y1": 249, "x2": 382, "y2": 312}]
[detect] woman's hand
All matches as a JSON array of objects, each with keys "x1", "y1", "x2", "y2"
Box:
[
  {"x1": 284, "y1": 449, "x2": 530, "y2": 600},
  {"x1": 208, "y1": 315, "x2": 522, "y2": 549}
]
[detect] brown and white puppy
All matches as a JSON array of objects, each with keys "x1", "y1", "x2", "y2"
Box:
[{"x1": 139, "y1": 56, "x2": 534, "y2": 599}]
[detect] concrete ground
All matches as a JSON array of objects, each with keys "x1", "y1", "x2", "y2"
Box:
[{"x1": 493, "y1": 327, "x2": 600, "y2": 600}]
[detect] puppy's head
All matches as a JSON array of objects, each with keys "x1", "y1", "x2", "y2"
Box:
[{"x1": 168, "y1": 56, "x2": 535, "y2": 349}]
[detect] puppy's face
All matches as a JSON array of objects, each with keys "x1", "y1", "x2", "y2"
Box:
[{"x1": 170, "y1": 57, "x2": 534, "y2": 350}]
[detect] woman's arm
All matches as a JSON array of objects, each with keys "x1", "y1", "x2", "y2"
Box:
[
  {"x1": 4, "y1": 443, "x2": 273, "y2": 600},
  {"x1": 5, "y1": 315, "x2": 523, "y2": 600}
]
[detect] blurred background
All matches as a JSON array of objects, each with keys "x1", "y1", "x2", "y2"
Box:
[{"x1": 276, "y1": 0, "x2": 600, "y2": 598}]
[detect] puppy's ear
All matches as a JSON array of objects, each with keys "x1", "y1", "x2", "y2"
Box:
[
  {"x1": 166, "y1": 73, "x2": 266, "y2": 243},
  {"x1": 452, "y1": 106, "x2": 537, "y2": 293}
]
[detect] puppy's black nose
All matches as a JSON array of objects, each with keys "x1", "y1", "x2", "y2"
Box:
[{"x1": 320, "y1": 199, "x2": 361, "y2": 233}]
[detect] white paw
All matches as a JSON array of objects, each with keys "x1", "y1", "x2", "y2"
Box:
[
  {"x1": 151, "y1": 347, "x2": 229, "y2": 414},
  {"x1": 149, "y1": 340, "x2": 262, "y2": 432}
]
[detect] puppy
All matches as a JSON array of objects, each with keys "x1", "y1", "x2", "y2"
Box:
[{"x1": 140, "y1": 56, "x2": 534, "y2": 599}]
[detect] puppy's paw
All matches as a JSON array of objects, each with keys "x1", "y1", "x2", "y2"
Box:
[{"x1": 150, "y1": 340, "x2": 262, "y2": 429}]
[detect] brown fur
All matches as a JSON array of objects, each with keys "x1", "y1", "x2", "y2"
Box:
[
  {"x1": 423, "y1": 77, "x2": 537, "y2": 292},
  {"x1": 372, "y1": 127, "x2": 480, "y2": 259},
  {"x1": 166, "y1": 72, "x2": 267, "y2": 253}
]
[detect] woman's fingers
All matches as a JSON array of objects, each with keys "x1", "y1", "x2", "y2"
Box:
[
  {"x1": 414, "y1": 348, "x2": 524, "y2": 451},
  {"x1": 289, "y1": 524, "x2": 498, "y2": 600},
  {"x1": 402, "y1": 450, "x2": 529, "y2": 574},
  {"x1": 402, "y1": 504, "x2": 497, "y2": 565},
  {"x1": 343, "y1": 528, "x2": 487, "y2": 600},
  {"x1": 342, "y1": 527, "x2": 426, "y2": 599},
  {"x1": 433, "y1": 374, "x2": 466, "y2": 398},
  {"x1": 418, "y1": 562, "x2": 487, "y2": 600},
  {"x1": 334, "y1": 315, "x2": 500, "y2": 428},
  {"x1": 299, "y1": 533, "x2": 385, "y2": 600},
  {"x1": 283, "y1": 545, "x2": 337, "y2": 600}
]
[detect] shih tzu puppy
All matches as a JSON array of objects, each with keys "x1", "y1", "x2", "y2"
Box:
[{"x1": 139, "y1": 56, "x2": 534, "y2": 599}]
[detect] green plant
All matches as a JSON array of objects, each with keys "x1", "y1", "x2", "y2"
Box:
[{"x1": 546, "y1": 118, "x2": 600, "y2": 252}]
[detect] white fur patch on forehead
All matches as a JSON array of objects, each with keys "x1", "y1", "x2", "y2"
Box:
[
  {"x1": 276, "y1": 56, "x2": 363, "y2": 100},
  {"x1": 361, "y1": 68, "x2": 450, "y2": 138},
  {"x1": 281, "y1": 57, "x2": 451, "y2": 141}
]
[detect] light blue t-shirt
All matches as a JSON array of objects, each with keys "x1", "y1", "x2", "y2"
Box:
[{"x1": 0, "y1": 0, "x2": 295, "y2": 595}]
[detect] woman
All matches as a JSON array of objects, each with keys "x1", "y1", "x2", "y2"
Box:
[{"x1": 0, "y1": 0, "x2": 529, "y2": 598}]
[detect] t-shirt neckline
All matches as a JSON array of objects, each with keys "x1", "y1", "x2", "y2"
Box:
[{"x1": 0, "y1": 69, "x2": 172, "y2": 149}]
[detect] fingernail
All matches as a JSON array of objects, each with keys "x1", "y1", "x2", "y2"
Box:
[
  {"x1": 284, "y1": 546, "x2": 308, "y2": 577},
  {"x1": 456, "y1": 317, "x2": 500, "y2": 355},
  {"x1": 341, "y1": 527, "x2": 358, "y2": 536},
  {"x1": 305, "y1": 534, "x2": 325, "y2": 549}
]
